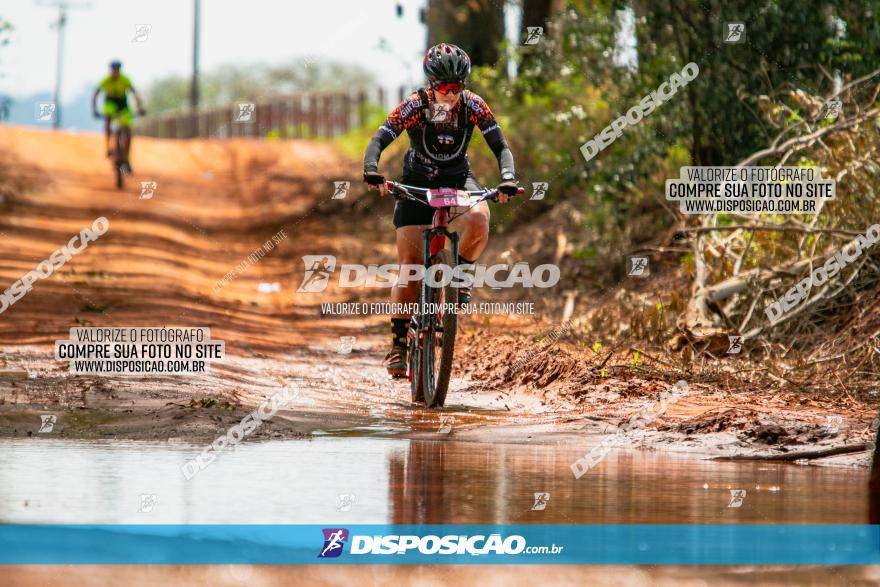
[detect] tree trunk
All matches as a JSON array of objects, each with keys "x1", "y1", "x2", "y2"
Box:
[
  {"x1": 522, "y1": 0, "x2": 552, "y2": 36},
  {"x1": 425, "y1": 0, "x2": 504, "y2": 66},
  {"x1": 520, "y1": 0, "x2": 566, "y2": 67}
]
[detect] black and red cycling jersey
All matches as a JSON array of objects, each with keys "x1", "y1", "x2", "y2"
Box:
[{"x1": 363, "y1": 88, "x2": 515, "y2": 183}]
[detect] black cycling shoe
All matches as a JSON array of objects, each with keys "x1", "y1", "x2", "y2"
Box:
[
  {"x1": 457, "y1": 285, "x2": 472, "y2": 305},
  {"x1": 384, "y1": 345, "x2": 407, "y2": 378}
]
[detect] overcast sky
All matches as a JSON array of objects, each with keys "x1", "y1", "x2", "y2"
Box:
[{"x1": 0, "y1": 0, "x2": 430, "y2": 102}]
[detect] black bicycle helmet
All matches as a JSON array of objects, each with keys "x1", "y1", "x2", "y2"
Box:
[
  {"x1": 110, "y1": 60, "x2": 122, "y2": 69},
  {"x1": 423, "y1": 43, "x2": 471, "y2": 83}
]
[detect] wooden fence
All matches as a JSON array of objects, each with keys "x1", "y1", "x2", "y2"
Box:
[{"x1": 134, "y1": 87, "x2": 405, "y2": 140}]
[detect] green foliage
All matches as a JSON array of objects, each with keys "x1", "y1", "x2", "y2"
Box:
[
  {"x1": 0, "y1": 17, "x2": 13, "y2": 77},
  {"x1": 643, "y1": 0, "x2": 880, "y2": 164},
  {"x1": 330, "y1": 104, "x2": 388, "y2": 160},
  {"x1": 144, "y1": 59, "x2": 375, "y2": 115},
  {"x1": 629, "y1": 350, "x2": 640, "y2": 370},
  {"x1": 0, "y1": 18, "x2": 12, "y2": 47},
  {"x1": 469, "y1": 5, "x2": 681, "y2": 272},
  {"x1": 464, "y1": 1, "x2": 880, "y2": 290}
]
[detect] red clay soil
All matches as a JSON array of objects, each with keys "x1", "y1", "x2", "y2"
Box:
[{"x1": 0, "y1": 127, "x2": 873, "y2": 467}]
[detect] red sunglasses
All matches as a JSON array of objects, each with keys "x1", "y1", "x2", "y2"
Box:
[{"x1": 433, "y1": 82, "x2": 465, "y2": 94}]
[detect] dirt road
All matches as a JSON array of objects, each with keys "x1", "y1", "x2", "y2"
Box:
[
  {"x1": 0, "y1": 126, "x2": 872, "y2": 468},
  {"x1": 0, "y1": 127, "x2": 555, "y2": 441},
  {"x1": 1, "y1": 126, "x2": 878, "y2": 585}
]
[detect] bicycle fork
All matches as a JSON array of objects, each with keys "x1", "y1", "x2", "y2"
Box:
[{"x1": 407, "y1": 227, "x2": 459, "y2": 381}]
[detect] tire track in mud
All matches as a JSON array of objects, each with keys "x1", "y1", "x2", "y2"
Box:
[
  {"x1": 1, "y1": 127, "x2": 861, "y2": 461},
  {"x1": 0, "y1": 127, "x2": 570, "y2": 441}
]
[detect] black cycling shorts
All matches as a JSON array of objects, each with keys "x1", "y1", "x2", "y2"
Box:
[{"x1": 393, "y1": 172, "x2": 482, "y2": 228}]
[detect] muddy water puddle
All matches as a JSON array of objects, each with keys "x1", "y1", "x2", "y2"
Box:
[{"x1": 0, "y1": 438, "x2": 866, "y2": 524}]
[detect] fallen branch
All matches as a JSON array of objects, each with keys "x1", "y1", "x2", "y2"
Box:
[
  {"x1": 712, "y1": 443, "x2": 867, "y2": 461},
  {"x1": 678, "y1": 225, "x2": 864, "y2": 237},
  {"x1": 738, "y1": 107, "x2": 879, "y2": 167},
  {"x1": 629, "y1": 347, "x2": 679, "y2": 371}
]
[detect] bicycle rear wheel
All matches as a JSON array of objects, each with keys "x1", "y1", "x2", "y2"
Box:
[
  {"x1": 421, "y1": 249, "x2": 458, "y2": 408},
  {"x1": 114, "y1": 130, "x2": 124, "y2": 189}
]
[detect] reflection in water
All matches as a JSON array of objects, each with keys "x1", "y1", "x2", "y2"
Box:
[
  {"x1": 0, "y1": 438, "x2": 867, "y2": 525},
  {"x1": 389, "y1": 440, "x2": 868, "y2": 524}
]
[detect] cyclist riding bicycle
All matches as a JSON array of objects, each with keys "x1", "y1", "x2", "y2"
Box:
[
  {"x1": 362, "y1": 43, "x2": 519, "y2": 377},
  {"x1": 91, "y1": 60, "x2": 145, "y2": 173}
]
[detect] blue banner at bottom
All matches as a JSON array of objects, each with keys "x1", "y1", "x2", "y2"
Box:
[{"x1": 1, "y1": 524, "x2": 878, "y2": 564}]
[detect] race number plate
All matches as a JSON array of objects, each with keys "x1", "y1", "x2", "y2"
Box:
[{"x1": 427, "y1": 188, "x2": 470, "y2": 208}]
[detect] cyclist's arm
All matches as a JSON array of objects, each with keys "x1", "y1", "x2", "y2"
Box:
[
  {"x1": 363, "y1": 93, "x2": 422, "y2": 172},
  {"x1": 468, "y1": 93, "x2": 515, "y2": 179},
  {"x1": 129, "y1": 85, "x2": 145, "y2": 112},
  {"x1": 123, "y1": 77, "x2": 145, "y2": 113},
  {"x1": 91, "y1": 86, "x2": 102, "y2": 114}
]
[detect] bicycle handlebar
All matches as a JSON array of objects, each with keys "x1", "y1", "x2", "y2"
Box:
[{"x1": 385, "y1": 181, "x2": 525, "y2": 202}]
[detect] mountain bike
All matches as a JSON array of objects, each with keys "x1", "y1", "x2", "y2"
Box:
[
  {"x1": 387, "y1": 181, "x2": 523, "y2": 407},
  {"x1": 110, "y1": 116, "x2": 137, "y2": 190},
  {"x1": 96, "y1": 108, "x2": 144, "y2": 190}
]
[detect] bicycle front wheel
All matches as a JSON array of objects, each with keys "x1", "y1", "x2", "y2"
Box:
[
  {"x1": 408, "y1": 317, "x2": 425, "y2": 404},
  {"x1": 421, "y1": 248, "x2": 458, "y2": 408}
]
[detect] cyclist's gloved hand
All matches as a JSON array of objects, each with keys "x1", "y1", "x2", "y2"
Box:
[
  {"x1": 138, "y1": 107, "x2": 146, "y2": 116},
  {"x1": 363, "y1": 171, "x2": 385, "y2": 185},
  {"x1": 93, "y1": 110, "x2": 102, "y2": 120},
  {"x1": 495, "y1": 180, "x2": 518, "y2": 203},
  {"x1": 363, "y1": 171, "x2": 388, "y2": 196}
]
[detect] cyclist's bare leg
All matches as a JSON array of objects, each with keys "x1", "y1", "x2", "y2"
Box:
[
  {"x1": 450, "y1": 200, "x2": 490, "y2": 261},
  {"x1": 384, "y1": 224, "x2": 428, "y2": 371},
  {"x1": 120, "y1": 127, "x2": 131, "y2": 162},
  {"x1": 392, "y1": 225, "x2": 429, "y2": 319},
  {"x1": 103, "y1": 117, "x2": 113, "y2": 157}
]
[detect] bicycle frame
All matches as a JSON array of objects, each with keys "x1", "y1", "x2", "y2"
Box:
[
  {"x1": 386, "y1": 179, "x2": 523, "y2": 287},
  {"x1": 425, "y1": 198, "x2": 457, "y2": 268},
  {"x1": 384, "y1": 181, "x2": 523, "y2": 402},
  {"x1": 387, "y1": 181, "x2": 499, "y2": 290}
]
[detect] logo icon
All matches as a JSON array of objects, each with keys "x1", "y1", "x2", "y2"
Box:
[
  {"x1": 337, "y1": 336, "x2": 356, "y2": 354},
  {"x1": 524, "y1": 27, "x2": 544, "y2": 45},
  {"x1": 234, "y1": 103, "x2": 256, "y2": 123},
  {"x1": 36, "y1": 102, "x2": 57, "y2": 123},
  {"x1": 727, "y1": 335, "x2": 743, "y2": 354},
  {"x1": 531, "y1": 492, "x2": 550, "y2": 510},
  {"x1": 39, "y1": 415, "x2": 57, "y2": 433},
  {"x1": 728, "y1": 489, "x2": 746, "y2": 508},
  {"x1": 297, "y1": 255, "x2": 336, "y2": 293},
  {"x1": 724, "y1": 22, "x2": 745, "y2": 43},
  {"x1": 530, "y1": 182, "x2": 548, "y2": 201},
  {"x1": 332, "y1": 181, "x2": 350, "y2": 200},
  {"x1": 138, "y1": 494, "x2": 158, "y2": 513},
  {"x1": 818, "y1": 99, "x2": 842, "y2": 121},
  {"x1": 627, "y1": 256, "x2": 649, "y2": 277},
  {"x1": 319, "y1": 528, "x2": 349, "y2": 558},
  {"x1": 438, "y1": 415, "x2": 454, "y2": 434},
  {"x1": 132, "y1": 24, "x2": 152, "y2": 42},
  {"x1": 430, "y1": 104, "x2": 449, "y2": 123},
  {"x1": 140, "y1": 181, "x2": 157, "y2": 200},
  {"x1": 820, "y1": 415, "x2": 843, "y2": 436},
  {"x1": 336, "y1": 494, "x2": 355, "y2": 512}
]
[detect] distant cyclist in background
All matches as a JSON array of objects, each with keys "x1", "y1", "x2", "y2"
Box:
[{"x1": 92, "y1": 60, "x2": 145, "y2": 173}]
